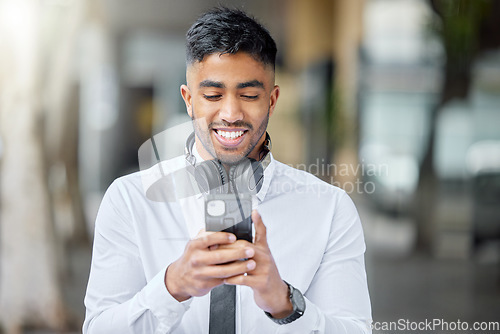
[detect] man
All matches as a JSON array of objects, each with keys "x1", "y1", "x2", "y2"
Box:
[{"x1": 83, "y1": 7, "x2": 372, "y2": 334}]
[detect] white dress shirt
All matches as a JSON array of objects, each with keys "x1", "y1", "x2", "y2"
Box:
[{"x1": 83, "y1": 150, "x2": 372, "y2": 333}]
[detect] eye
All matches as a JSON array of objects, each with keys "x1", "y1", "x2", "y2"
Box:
[
  {"x1": 203, "y1": 94, "x2": 222, "y2": 101},
  {"x1": 241, "y1": 95, "x2": 259, "y2": 100}
]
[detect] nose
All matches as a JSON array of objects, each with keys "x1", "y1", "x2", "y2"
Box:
[{"x1": 218, "y1": 95, "x2": 243, "y2": 123}]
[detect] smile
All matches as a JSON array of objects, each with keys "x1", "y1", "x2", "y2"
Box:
[
  {"x1": 216, "y1": 130, "x2": 245, "y2": 139},
  {"x1": 213, "y1": 129, "x2": 247, "y2": 147}
]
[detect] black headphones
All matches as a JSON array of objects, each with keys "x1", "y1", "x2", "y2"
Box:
[{"x1": 184, "y1": 132, "x2": 270, "y2": 196}]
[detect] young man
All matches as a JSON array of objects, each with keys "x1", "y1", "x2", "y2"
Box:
[{"x1": 83, "y1": 7, "x2": 372, "y2": 334}]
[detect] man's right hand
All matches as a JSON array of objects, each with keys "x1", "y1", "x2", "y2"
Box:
[{"x1": 164, "y1": 231, "x2": 256, "y2": 302}]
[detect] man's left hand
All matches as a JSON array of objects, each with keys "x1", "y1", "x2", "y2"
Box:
[{"x1": 222, "y1": 210, "x2": 293, "y2": 319}]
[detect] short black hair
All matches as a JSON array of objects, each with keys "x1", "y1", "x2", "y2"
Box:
[{"x1": 186, "y1": 7, "x2": 277, "y2": 69}]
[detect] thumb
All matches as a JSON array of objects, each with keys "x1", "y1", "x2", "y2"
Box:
[{"x1": 252, "y1": 210, "x2": 267, "y2": 244}]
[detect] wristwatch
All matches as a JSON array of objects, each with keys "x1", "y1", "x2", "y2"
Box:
[{"x1": 265, "y1": 281, "x2": 306, "y2": 325}]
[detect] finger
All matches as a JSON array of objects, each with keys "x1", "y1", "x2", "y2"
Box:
[
  {"x1": 215, "y1": 239, "x2": 252, "y2": 250},
  {"x1": 223, "y1": 272, "x2": 258, "y2": 287},
  {"x1": 203, "y1": 259, "x2": 256, "y2": 278},
  {"x1": 194, "y1": 228, "x2": 218, "y2": 239},
  {"x1": 203, "y1": 248, "x2": 255, "y2": 265},
  {"x1": 252, "y1": 210, "x2": 267, "y2": 244},
  {"x1": 191, "y1": 232, "x2": 236, "y2": 249}
]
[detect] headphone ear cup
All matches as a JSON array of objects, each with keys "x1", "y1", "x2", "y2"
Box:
[
  {"x1": 194, "y1": 160, "x2": 228, "y2": 194},
  {"x1": 230, "y1": 158, "x2": 264, "y2": 195}
]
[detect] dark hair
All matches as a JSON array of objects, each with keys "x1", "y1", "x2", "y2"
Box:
[{"x1": 186, "y1": 7, "x2": 277, "y2": 69}]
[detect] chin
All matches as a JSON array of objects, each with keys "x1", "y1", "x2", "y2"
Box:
[{"x1": 216, "y1": 152, "x2": 247, "y2": 165}]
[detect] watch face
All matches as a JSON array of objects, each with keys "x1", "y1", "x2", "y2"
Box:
[{"x1": 292, "y1": 288, "x2": 306, "y2": 312}]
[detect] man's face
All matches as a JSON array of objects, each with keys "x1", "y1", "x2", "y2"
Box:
[{"x1": 181, "y1": 52, "x2": 279, "y2": 165}]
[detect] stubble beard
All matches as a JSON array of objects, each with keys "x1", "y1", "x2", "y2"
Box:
[{"x1": 191, "y1": 107, "x2": 269, "y2": 165}]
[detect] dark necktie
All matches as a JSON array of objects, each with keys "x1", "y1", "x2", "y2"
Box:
[{"x1": 209, "y1": 284, "x2": 236, "y2": 333}]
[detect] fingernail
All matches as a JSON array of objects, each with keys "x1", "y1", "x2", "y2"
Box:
[
  {"x1": 245, "y1": 248, "x2": 254, "y2": 257},
  {"x1": 228, "y1": 234, "x2": 236, "y2": 242},
  {"x1": 247, "y1": 260, "x2": 256, "y2": 270}
]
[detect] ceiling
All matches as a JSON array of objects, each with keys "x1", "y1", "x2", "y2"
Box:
[{"x1": 100, "y1": 0, "x2": 286, "y2": 38}]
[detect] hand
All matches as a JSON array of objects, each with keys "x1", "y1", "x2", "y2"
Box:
[
  {"x1": 164, "y1": 230, "x2": 256, "y2": 302},
  {"x1": 223, "y1": 210, "x2": 293, "y2": 318}
]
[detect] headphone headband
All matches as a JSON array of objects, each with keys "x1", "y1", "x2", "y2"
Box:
[{"x1": 185, "y1": 132, "x2": 197, "y2": 166}]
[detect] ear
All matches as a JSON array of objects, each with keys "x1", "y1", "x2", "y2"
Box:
[
  {"x1": 268, "y1": 85, "x2": 280, "y2": 117},
  {"x1": 180, "y1": 84, "x2": 193, "y2": 118}
]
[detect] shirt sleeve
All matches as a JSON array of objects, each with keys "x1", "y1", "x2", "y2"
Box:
[
  {"x1": 83, "y1": 180, "x2": 192, "y2": 334},
  {"x1": 275, "y1": 192, "x2": 372, "y2": 334}
]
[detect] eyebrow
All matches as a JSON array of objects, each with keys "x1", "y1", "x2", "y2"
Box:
[
  {"x1": 198, "y1": 79, "x2": 265, "y2": 90},
  {"x1": 199, "y1": 80, "x2": 225, "y2": 88},
  {"x1": 237, "y1": 80, "x2": 264, "y2": 89}
]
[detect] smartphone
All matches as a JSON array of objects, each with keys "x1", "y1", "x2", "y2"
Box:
[{"x1": 205, "y1": 193, "x2": 253, "y2": 242}]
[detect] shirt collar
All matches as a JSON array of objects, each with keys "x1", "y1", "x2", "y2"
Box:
[
  {"x1": 191, "y1": 143, "x2": 204, "y2": 165},
  {"x1": 256, "y1": 152, "x2": 275, "y2": 202}
]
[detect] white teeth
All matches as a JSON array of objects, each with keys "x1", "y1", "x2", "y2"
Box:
[{"x1": 217, "y1": 130, "x2": 244, "y2": 139}]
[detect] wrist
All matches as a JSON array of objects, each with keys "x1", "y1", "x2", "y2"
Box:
[
  {"x1": 164, "y1": 263, "x2": 191, "y2": 302},
  {"x1": 269, "y1": 281, "x2": 293, "y2": 318}
]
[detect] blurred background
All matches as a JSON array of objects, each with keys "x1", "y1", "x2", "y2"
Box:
[{"x1": 0, "y1": 0, "x2": 499, "y2": 333}]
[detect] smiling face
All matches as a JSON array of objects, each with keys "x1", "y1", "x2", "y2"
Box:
[{"x1": 181, "y1": 52, "x2": 279, "y2": 165}]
